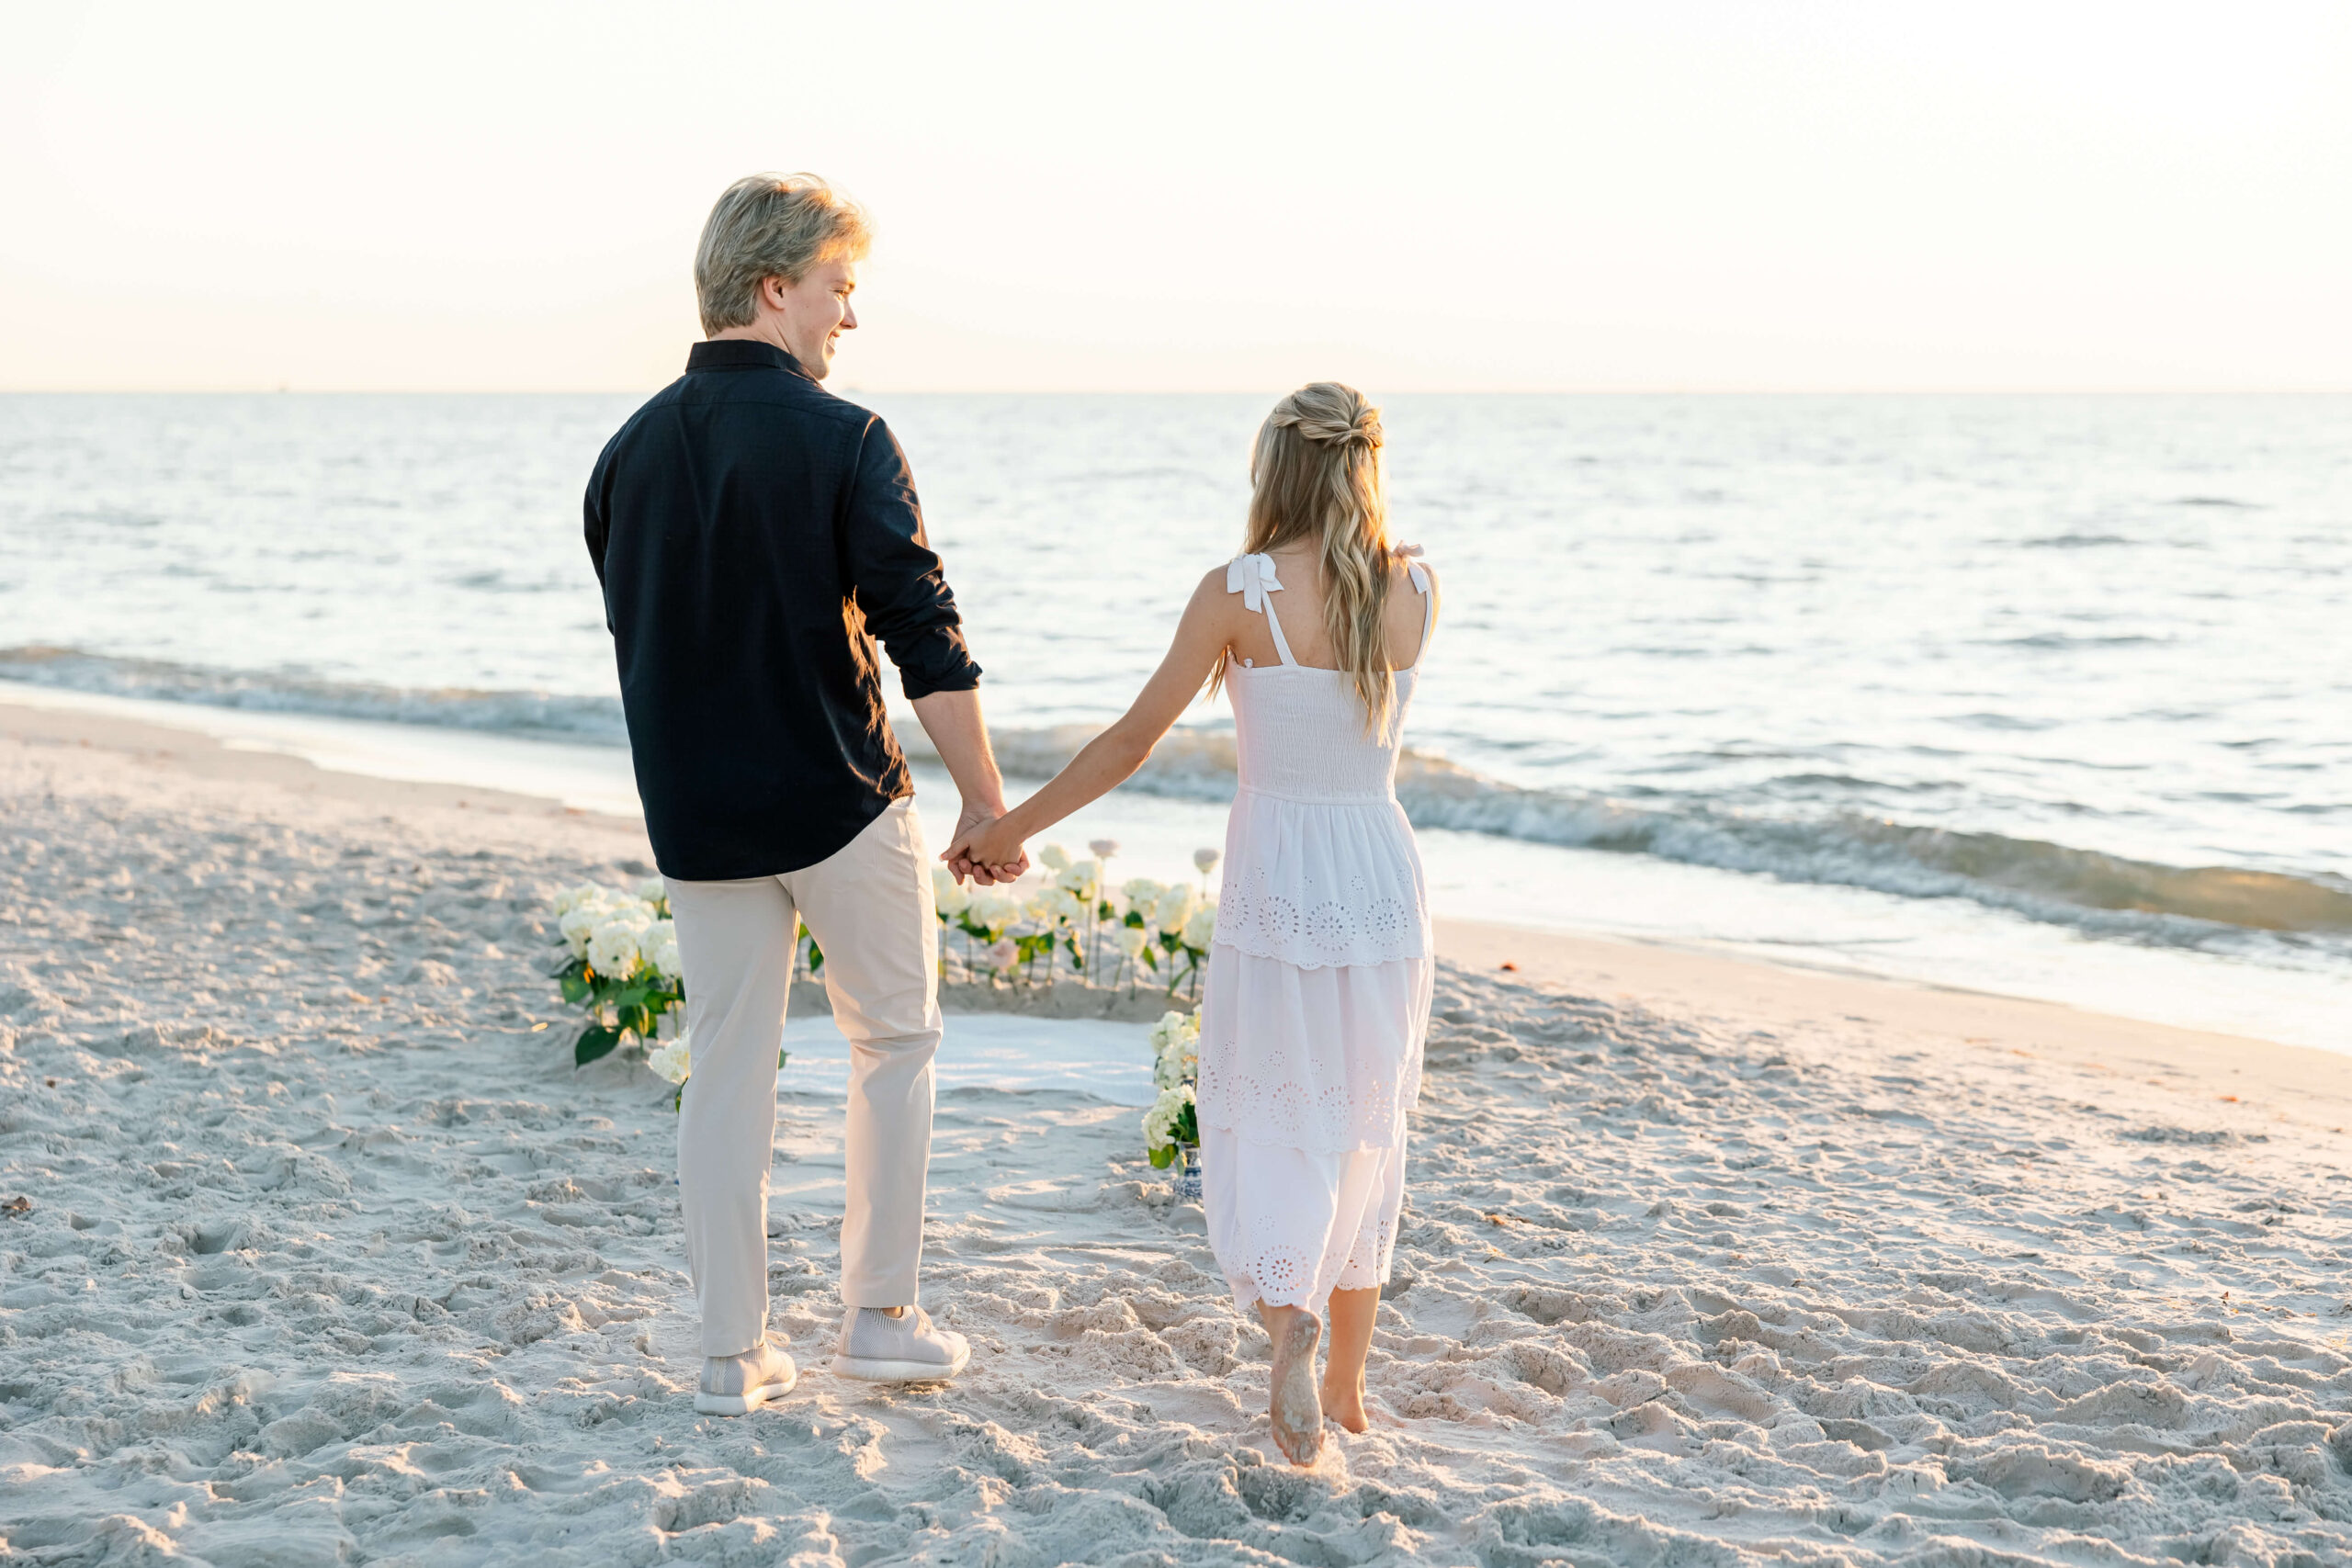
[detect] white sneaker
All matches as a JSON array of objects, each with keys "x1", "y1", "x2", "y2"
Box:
[
  {"x1": 831, "y1": 1305, "x2": 971, "y2": 1383},
  {"x1": 695, "y1": 1338, "x2": 798, "y2": 1416}
]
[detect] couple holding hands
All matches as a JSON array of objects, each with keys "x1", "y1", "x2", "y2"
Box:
[{"x1": 586, "y1": 173, "x2": 1440, "y2": 1465}]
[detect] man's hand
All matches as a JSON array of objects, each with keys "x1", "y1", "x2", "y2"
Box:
[{"x1": 944, "y1": 802, "x2": 1028, "y2": 886}]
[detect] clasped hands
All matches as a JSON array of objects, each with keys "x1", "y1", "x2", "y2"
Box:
[{"x1": 942, "y1": 802, "x2": 1030, "y2": 886}]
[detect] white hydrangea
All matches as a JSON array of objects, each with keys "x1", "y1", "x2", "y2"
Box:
[
  {"x1": 646, "y1": 1030, "x2": 691, "y2": 1086},
  {"x1": 1115, "y1": 925, "x2": 1148, "y2": 960},
  {"x1": 587, "y1": 920, "x2": 644, "y2": 978},
  {"x1": 553, "y1": 882, "x2": 605, "y2": 915},
  {"x1": 932, "y1": 863, "x2": 971, "y2": 918},
  {"x1": 1149, "y1": 1009, "x2": 1201, "y2": 1089},
  {"x1": 1152, "y1": 884, "x2": 1198, "y2": 935},
  {"x1": 1141, "y1": 1083, "x2": 1193, "y2": 1149},
  {"x1": 1121, "y1": 877, "x2": 1165, "y2": 911},
  {"x1": 1038, "y1": 843, "x2": 1072, "y2": 873},
  {"x1": 1155, "y1": 1033, "x2": 1198, "y2": 1089},
  {"x1": 1181, "y1": 903, "x2": 1217, "y2": 951},
  {"x1": 637, "y1": 875, "x2": 667, "y2": 904},
  {"x1": 645, "y1": 919, "x2": 683, "y2": 981},
  {"x1": 559, "y1": 904, "x2": 597, "y2": 956}
]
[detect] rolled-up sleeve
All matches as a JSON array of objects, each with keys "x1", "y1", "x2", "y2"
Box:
[{"x1": 842, "y1": 417, "x2": 982, "y2": 699}]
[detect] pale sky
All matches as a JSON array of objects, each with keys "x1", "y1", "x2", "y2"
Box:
[{"x1": 4, "y1": 0, "x2": 2347, "y2": 392}]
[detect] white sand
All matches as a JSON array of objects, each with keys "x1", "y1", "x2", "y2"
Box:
[{"x1": 6, "y1": 703, "x2": 2351, "y2": 1567}]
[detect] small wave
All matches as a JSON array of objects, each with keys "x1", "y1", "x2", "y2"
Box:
[
  {"x1": 1989, "y1": 633, "x2": 2164, "y2": 651},
  {"x1": 2021, "y1": 534, "x2": 2133, "y2": 548},
  {"x1": 908, "y1": 727, "x2": 2352, "y2": 943},
  {"x1": 2173, "y1": 496, "x2": 2257, "y2": 509},
  {"x1": 0, "y1": 645, "x2": 629, "y2": 743},
  {"x1": 11, "y1": 645, "x2": 2346, "y2": 946}
]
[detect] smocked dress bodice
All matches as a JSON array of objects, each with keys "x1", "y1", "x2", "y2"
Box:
[{"x1": 1209, "y1": 551, "x2": 1434, "y2": 974}]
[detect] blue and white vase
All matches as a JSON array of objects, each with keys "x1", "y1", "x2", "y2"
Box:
[{"x1": 1172, "y1": 1146, "x2": 1202, "y2": 1202}]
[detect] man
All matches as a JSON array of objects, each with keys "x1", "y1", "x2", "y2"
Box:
[{"x1": 585, "y1": 172, "x2": 1025, "y2": 1415}]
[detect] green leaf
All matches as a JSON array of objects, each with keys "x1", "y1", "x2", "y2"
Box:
[
  {"x1": 574, "y1": 1024, "x2": 622, "y2": 1066},
  {"x1": 1125, "y1": 910, "x2": 1146, "y2": 928},
  {"x1": 1173, "y1": 1102, "x2": 1198, "y2": 1145},
  {"x1": 777, "y1": 1049, "x2": 790, "y2": 1067},
  {"x1": 558, "y1": 974, "x2": 591, "y2": 1004},
  {"x1": 1148, "y1": 1145, "x2": 1175, "y2": 1169}
]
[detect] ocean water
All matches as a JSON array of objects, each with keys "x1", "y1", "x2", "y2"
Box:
[{"x1": 4, "y1": 391, "x2": 2347, "y2": 1046}]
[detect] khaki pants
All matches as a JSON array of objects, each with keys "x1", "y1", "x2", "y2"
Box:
[{"x1": 665, "y1": 798, "x2": 940, "y2": 1358}]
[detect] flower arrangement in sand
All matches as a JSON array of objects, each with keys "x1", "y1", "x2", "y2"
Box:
[
  {"x1": 1142, "y1": 1008, "x2": 1201, "y2": 1168},
  {"x1": 551, "y1": 878, "x2": 786, "y2": 1108},
  {"x1": 933, "y1": 844, "x2": 1218, "y2": 997},
  {"x1": 552, "y1": 878, "x2": 683, "y2": 1067}
]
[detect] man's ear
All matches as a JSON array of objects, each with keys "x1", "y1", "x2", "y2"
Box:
[{"x1": 761, "y1": 276, "x2": 790, "y2": 310}]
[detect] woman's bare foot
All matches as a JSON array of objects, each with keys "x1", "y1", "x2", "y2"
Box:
[
  {"x1": 1261, "y1": 1304, "x2": 1325, "y2": 1465},
  {"x1": 1320, "y1": 1370, "x2": 1368, "y2": 1434}
]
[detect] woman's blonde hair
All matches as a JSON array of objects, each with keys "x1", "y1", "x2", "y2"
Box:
[
  {"x1": 1214, "y1": 381, "x2": 1400, "y2": 735},
  {"x1": 694, "y1": 173, "x2": 874, "y2": 334}
]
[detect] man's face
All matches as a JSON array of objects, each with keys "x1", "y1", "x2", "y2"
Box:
[{"x1": 765, "y1": 256, "x2": 859, "y2": 378}]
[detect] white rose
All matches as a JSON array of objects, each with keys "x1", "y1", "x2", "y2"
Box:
[
  {"x1": 1121, "y1": 877, "x2": 1165, "y2": 910},
  {"x1": 1038, "y1": 843, "x2": 1071, "y2": 873},
  {"x1": 1181, "y1": 904, "x2": 1217, "y2": 950},
  {"x1": 1057, "y1": 860, "x2": 1100, "y2": 902},
  {"x1": 1193, "y1": 848, "x2": 1221, "y2": 875},
  {"x1": 932, "y1": 864, "x2": 971, "y2": 917},
  {"x1": 987, "y1": 937, "x2": 1020, "y2": 972},
  {"x1": 647, "y1": 1032, "x2": 691, "y2": 1086},
  {"x1": 1153, "y1": 885, "x2": 1198, "y2": 935},
  {"x1": 1115, "y1": 925, "x2": 1148, "y2": 960},
  {"x1": 1090, "y1": 839, "x2": 1121, "y2": 860},
  {"x1": 587, "y1": 920, "x2": 643, "y2": 978}
]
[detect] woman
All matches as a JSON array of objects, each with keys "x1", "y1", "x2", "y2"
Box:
[{"x1": 945, "y1": 381, "x2": 1438, "y2": 1465}]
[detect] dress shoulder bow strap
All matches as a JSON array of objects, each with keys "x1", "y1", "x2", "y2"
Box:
[
  {"x1": 1226, "y1": 552, "x2": 1283, "y2": 613},
  {"x1": 1394, "y1": 543, "x2": 1431, "y2": 593},
  {"x1": 1225, "y1": 553, "x2": 1297, "y2": 666}
]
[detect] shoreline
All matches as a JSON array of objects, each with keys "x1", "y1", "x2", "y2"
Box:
[
  {"x1": 7, "y1": 693, "x2": 2351, "y2": 1563},
  {"x1": 4, "y1": 694, "x2": 2327, "y2": 1069}
]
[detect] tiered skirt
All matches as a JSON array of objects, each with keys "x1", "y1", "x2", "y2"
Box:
[{"x1": 1195, "y1": 790, "x2": 1432, "y2": 1313}]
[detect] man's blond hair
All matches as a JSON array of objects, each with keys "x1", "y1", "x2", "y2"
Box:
[{"x1": 694, "y1": 173, "x2": 874, "y2": 334}]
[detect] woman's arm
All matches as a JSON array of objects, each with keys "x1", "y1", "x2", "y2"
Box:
[{"x1": 944, "y1": 567, "x2": 1234, "y2": 870}]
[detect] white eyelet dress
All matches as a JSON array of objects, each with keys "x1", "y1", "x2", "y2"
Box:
[{"x1": 1197, "y1": 548, "x2": 1436, "y2": 1316}]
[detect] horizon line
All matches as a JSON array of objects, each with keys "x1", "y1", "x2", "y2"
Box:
[{"x1": 6, "y1": 385, "x2": 2350, "y2": 398}]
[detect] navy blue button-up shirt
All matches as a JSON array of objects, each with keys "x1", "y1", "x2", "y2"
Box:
[{"x1": 585, "y1": 339, "x2": 980, "y2": 880}]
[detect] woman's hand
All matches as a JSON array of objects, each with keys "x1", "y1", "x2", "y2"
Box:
[
  {"x1": 944, "y1": 815, "x2": 1029, "y2": 883},
  {"x1": 944, "y1": 804, "x2": 1028, "y2": 886}
]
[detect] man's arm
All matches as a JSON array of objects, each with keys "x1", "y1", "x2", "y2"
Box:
[
  {"x1": 842, "y1": 418, "x2": 1025, "y2": 883},
  {"x1": 910, "y1": 689, "x2": 1025, "y2": 885}
]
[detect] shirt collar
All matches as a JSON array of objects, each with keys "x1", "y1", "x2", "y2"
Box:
[{"x1": 686, "y1": 338, "x2": 816, "y2": 380}]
